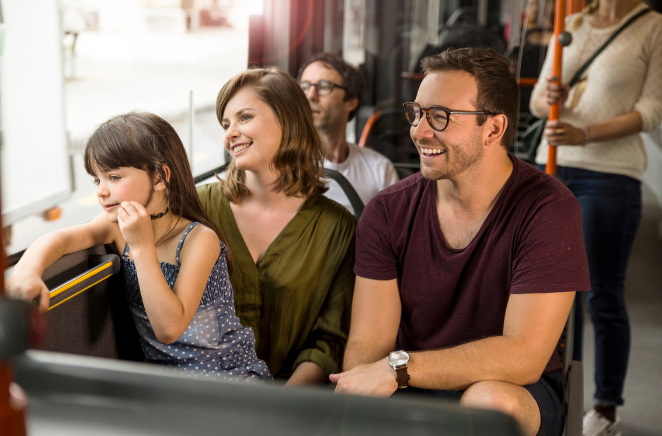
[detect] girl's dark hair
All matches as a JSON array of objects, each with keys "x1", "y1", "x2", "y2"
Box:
[
  {"x1": 216, "y1": 67, "x2": 327, "y2": 203},
  {"x1": 84, "y1": 111, "x2": 233, "y2": 272}
]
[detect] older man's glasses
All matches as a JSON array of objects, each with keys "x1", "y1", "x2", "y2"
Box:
[
  {"x1": 403, "y1": 102, "x2": 496, "y2": 132},
  {"x1": 299, "y1": 80, "x2": 347, "y2": 96}
]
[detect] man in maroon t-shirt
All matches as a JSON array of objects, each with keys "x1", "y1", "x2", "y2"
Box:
[{"x1": 329, "y1": 48, "x2": 589, "y2": 436}]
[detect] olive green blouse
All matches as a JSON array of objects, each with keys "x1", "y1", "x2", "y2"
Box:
[{"x1": 197, "y1": 183, "x2": 356, "y2": 378}]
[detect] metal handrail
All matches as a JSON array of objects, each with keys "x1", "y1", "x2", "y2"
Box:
[
  {"x1": 193, "y1": 162, "x2": 230, "y2": 184},
  {"x1": 47, "y1": 254, "x2": 120, "y2": 311}
]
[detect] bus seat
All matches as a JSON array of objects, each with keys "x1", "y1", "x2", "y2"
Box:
[
  {"x1": 508, "y1": 30, "x2": 550, "y2": 119},
  {"x1": 38, "y1": 245, "x2": 143, "y2": 362},
  {"x1": 508, "y1": 41, "x2": 549, "y2": 163},
  {"x1": 413, "y1": 24, "x2": 507, "y2": 76},
  {"x1": 358, "y1": 108, "x2": 419, "y2": 166},
  {"x1": 558, "y1": 303, "x2": 583, "y2": 436}
]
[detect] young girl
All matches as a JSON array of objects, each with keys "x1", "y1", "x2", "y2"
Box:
[{"x1": 7, "y1": 112, "x2": 271, "y2": 382}]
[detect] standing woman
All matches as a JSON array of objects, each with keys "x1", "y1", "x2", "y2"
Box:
[
  {"x1": 530, "y1": 0, "x2": 662, "y2": 434},
  {"x1": 197, "y1": 68, "x2": 356, "y2": 385}
]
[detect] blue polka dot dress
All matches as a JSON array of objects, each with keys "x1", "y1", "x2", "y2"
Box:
[{"x1": 121, "y1": 222, "x2": 272, "y2": 382}]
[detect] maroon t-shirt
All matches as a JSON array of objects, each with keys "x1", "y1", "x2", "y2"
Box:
[{"x1": 355, "y1": 156, "x2": 590, "y2": 376}]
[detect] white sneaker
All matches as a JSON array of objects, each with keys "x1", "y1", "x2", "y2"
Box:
[{"x1": 583, "y1": 409, "x2": 622, "y2": 436}]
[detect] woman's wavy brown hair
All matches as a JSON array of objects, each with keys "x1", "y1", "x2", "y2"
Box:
[
  {"x1": 216, "y1": 67, "x2": 327, "y2": 202},
  {"x1": 84, "y1": 111, "x2": 233, "y2": 272}
]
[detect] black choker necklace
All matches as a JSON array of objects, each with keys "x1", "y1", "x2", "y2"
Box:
[{"x1": 150, "y1": 207, "x2": 169, "y2": 220}]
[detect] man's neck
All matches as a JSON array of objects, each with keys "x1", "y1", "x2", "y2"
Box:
[
  {"x1": 436, "y1": 152, "x2": 514, "y2": 216},
  {"x1": 319, "y1": 127, "x2": 350, "y2": 164}
]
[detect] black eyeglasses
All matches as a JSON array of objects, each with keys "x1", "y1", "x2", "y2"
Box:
[
  {"x1": 403, "y1": 102, "x2": 496, "y2": 132},
  {"x1": 299, "y1": 80, "x2": 347, "y2": 96}
]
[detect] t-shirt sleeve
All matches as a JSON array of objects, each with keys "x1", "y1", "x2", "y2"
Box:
[
  {"x1": 382, "y1": 160, "x2": 400, "y2": 189},
  {"x1": 510, "y1": 195, "x2": 590, "y2": 294},
  {"x1": 354, "y1": 196, "x2": 399, "y2": 281}
]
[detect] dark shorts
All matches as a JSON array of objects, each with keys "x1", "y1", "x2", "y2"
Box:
[
  {"x1": 523, "y1": 372, "x2": 565, "y2": 436},
  {"x1": 396, "y1": 372, "x2": 566, "y2": 436}
]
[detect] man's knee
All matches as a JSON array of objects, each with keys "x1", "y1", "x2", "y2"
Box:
[
  {"x1": 461, "y1": 381, "x2": 523, "y2": 416},
  {"x1": 461, "y1": 381, "x2": 541, "y2": 436}
]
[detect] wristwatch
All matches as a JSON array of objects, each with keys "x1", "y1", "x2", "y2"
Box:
[{"x1": 387, "y1": 350, "x2": 410, "y2": 389}]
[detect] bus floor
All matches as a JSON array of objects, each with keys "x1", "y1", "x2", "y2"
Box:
[{"x1": 581, "y1": 183, "x2": 662, "y2": 436}]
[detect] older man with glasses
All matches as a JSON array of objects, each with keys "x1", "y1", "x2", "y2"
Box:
[
  {"x1": 298, "y1": 52, "x2": 398, "y2": 217},
  {"x1": 330, "y1": 48, "x2": 590, "y2": 436}
]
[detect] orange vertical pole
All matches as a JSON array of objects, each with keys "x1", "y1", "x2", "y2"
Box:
[
  {"x1": 570, "y1": 0, "x2": 586, "y2": 15},
  {"x1": 546, "y1": 0, "x2": 567, "y2": 176},
  {"x1": 0, "y1": 366, "x2": 27, "y2": 436}
]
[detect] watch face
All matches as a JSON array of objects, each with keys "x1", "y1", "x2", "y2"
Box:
[{"x1": 388, "y1": 350, "x2": 409, "y2": 366}]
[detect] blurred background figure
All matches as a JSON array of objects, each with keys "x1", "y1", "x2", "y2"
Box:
[
  {"x1": 298, "y1": 52, "x2": 399, "y2": 217},
  {"x1": 530, "y1": 1, "x2": 662, "y2": 435}
]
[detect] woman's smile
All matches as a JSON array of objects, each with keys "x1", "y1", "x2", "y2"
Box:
[
  {"x1": 232, "y1": 141, "x2": 253, "y2": 155},
  {"x1": 221, "y1": 87, "x2": 282, "y2": 172}
]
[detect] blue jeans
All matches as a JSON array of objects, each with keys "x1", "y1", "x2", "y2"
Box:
[{"x1": 538, "y1": 165, "x2": 642, "y2": 406}]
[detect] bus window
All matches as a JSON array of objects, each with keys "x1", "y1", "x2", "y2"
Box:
[
  {"x1": 351, "y1": 0, "x2": 509, "y2": 165},
  {"x1": 2, "y1": 0, "x2": 253, "y2": 255}
]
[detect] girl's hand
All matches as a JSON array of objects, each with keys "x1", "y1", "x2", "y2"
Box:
[
  {"x1": 544, "y1": 120, "x2": 585, "y2": 146},
  {"x1": 6, "y1": 271, "x2": 50, "y2": 313},
  {"x1": 544, "y1": 75, "x2": 569, "y2": 107},
  {"x1": 117, "y1": 201, "x2": 154, "y2": 251}
]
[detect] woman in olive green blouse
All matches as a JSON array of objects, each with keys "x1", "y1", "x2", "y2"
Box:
[{"x1": 197, "y1": 67, "x2": 356, "y2": 385}]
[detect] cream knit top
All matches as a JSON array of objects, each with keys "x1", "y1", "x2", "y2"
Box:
[{"x1": 530, "y1": 3, "x2": 662, "y2": 181}]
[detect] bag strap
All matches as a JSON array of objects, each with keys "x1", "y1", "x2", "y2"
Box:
[
  {"x1": 568, "y1": 8, "x2": 651, "y2": 88},
  {"x1": 323, "y1": 168, "x2": 364, "y2": 221}
]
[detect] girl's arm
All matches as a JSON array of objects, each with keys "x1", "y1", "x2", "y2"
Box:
[
  {"x1": 119, "y1": 201, "x2": 220, "y2": 344},
  {"x1": 6, "y1": 213, "x2": 118, "y2": 312}
]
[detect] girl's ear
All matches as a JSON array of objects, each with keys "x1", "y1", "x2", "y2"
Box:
[{"x1": 154, "y1": 165, "x2": 171, "y2": 191}]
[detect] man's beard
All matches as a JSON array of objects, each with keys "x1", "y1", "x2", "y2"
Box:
[
  {"x1": 417, "y1": 135, "x2": 483, "y2": 181},
  {"x1": 315, "y1": 111, "x2": 343, "y2": 137}
]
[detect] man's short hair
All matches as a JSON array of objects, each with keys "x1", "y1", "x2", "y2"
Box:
[
  {"x1": 297, "y1": 52, "x2": 365, "y2": 122},
  {"x1": 420, "y1": 48, "x2": 520, "y2": 148}
]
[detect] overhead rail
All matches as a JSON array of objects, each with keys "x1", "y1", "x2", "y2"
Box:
[{"x1": 47, "y1": 254, "x2": 120, "y2": 311}]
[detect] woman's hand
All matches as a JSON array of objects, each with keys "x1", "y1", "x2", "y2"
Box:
[
  {"x1": 544, "y1": 75, "x2": 569, "y2": 107},
  {"x1": 117, "y1": 201, "x2": 154, "y2": 251},
  {"x1": 544, "y1": 120, "x2": 586, "y2": 146},
  {"x1": 6, "y1": 271, "x2": 50, "y2": 313}
]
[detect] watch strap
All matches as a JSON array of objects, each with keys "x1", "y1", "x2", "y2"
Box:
[{"x1": 395, "y1": 366, "x2": 410, "y2": 389}]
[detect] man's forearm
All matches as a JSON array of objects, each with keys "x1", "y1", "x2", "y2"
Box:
[
  {"x1": 343, "y1": 338, "x2": 391, "y2": 371},
  {"x1": 409, "y1": 335, "x2": 547, "y2": 391}
]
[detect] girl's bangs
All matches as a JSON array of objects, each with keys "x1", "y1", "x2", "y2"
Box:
[{"x1": 84, "y1": 119, "x2": 152, "y2": 176}]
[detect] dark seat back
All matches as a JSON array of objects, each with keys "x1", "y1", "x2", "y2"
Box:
[{"x1": 39, "y1": 245, "x2": 143, "y2": 361}]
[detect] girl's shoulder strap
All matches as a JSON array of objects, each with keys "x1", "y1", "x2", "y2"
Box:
[
  {"x1": 122, "y1": 242, "x2": 130, "y2": 257},
  {"x1": 175, "y1": 222, "x2": 200, "y2": 267}
]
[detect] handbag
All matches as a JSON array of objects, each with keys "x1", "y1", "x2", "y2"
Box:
[{"x1": 519, "y1": 7, "x2": 651, "y2": 163}]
